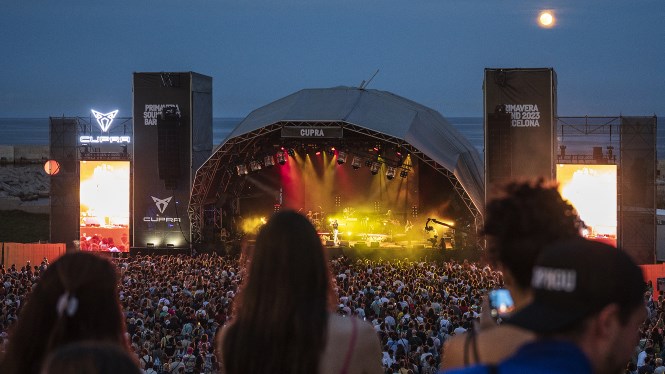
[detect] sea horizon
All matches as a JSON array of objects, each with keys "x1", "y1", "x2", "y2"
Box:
[{"x1": 0, "y1": 116, "x2": 662, "y2": 160}]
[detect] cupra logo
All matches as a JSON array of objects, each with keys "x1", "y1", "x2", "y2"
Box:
[
  {"x1": 91, "y1": 109, "x2": 119, "y2": 132},
  {"x1": 152, "y1": 196, "x2": 173, "y2": 214}
]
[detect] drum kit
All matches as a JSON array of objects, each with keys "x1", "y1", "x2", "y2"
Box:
[{"x1": 306, "y1": 210, "x2": 325, "y2": 230}]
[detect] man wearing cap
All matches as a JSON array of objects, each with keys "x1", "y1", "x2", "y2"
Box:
[{"x1": 442, "y1": 238, "x2": 646, "y2": 374}]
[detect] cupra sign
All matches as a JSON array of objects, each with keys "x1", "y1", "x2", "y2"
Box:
[{"x1": 79, "y1": 109, "x2": 131, "y2": 144}]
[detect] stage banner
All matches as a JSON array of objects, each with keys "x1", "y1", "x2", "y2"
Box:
[
  {"x1": 484, "y1": 68, "x2": 557, "y2": 198},
  {"x1": 281, "y1": 127, "x2": 343, "y2": 138},
  {"x1": 132, "y1": 73, "x2": 201, "y2": 249}
]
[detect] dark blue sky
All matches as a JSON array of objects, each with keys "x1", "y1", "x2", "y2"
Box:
[{"x1": 1, "y1": 0, "x2": 663, "y2": 118}]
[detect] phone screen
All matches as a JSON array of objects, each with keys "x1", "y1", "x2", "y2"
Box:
[{"x1": 489, "y1": 289, "x2": 515, "y2": 318}]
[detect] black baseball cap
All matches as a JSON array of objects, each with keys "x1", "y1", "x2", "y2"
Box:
[{"x1": 507, "y1": 237, "x2": 645, "y2": 333}]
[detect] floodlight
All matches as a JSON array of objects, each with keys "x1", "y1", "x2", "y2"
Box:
[
  {"x1": 337, "y1": 151, "x2": 347, "y2": 165},
  {"x1": 386, "y1": 167, "x2": 396, "y2": 180},
  {"x1": 351, "y1": 156, "x2": 362, "y2": 170},
  {"x1": 249, "y1": 160, "x2": 262, "y2": 172},
  {"x1": 236, "y1": 164, "x2": 248, "y2": 176},
  {"x1": 370, "y1": 162, "x2": 380, "y2": 175}
]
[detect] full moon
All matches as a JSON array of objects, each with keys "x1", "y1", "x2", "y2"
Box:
[{"x1": 538, "y1": 11, "x2": 555, "y2": 28}]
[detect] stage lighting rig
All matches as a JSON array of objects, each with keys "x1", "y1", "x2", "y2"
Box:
[
  {"x1": 287, "y1": 148, "x2": 295, "y2": 157},
  {"x1": 386, "y1": 167, "x2": 396, "y2": 180},
  {"x1": 351, "y1": 156, "x2": 362, "y2": 169},
  {"x1": 264, "y1": 155, "x2": 275, "y2": 167},
  {"x1": 249, "y1": 160, "x2": 262, "y2": 172},
  {"x1": 337, "y1": 151, "x2": 347, "y2": 165},
  {"x1": 399, "y1": 169, "x2": 408, "y2": 178},
  {"x1": 276, "y1": 152, "x2": 286, "y2": 165},
  {"x1": 236, "y1": 164, "x2": 248, "y2": 176},
  {"x1": 370, "y1": 162, "x2": 380, "y2": 175},
  {"x1": 364, "y1": 159, "x2": 373, "y2": 167}
]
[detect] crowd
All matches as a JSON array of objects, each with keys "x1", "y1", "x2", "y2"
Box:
[
  {"x1": 0, "y1": 252, "x2": 501, "y2": 373},
  {"x1": 0, "y1": 251, "x2": 655, "y2": 373}
]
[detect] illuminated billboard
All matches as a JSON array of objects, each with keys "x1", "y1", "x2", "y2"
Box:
[
  {"x1": 557, "y1": 164, "x2": 617, "y2": 246},
  {"x1": 80, "y1": 109, "x2": 131, "y2": 145},
  {"x1": 79, "y1": 161, "x2": 130, "y2": 252}
]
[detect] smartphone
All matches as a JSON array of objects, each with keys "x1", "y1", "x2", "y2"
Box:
[{"x1": 489, "y1": 289, "x2": 514, "y2": 318}]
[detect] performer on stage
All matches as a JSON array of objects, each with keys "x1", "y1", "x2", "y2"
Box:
[
  {"x1": 404, "y1": 220, "x2": 413, "y2": 233},
  {"x1": 331, "y1": 219, "x2": 339, "y2": 246}
]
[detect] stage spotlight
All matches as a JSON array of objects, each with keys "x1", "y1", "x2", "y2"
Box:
[
  {"x1": 146, "y1": 243, "x2": 155, "y2": 248},
  {"x1": 287, "y1": 148, "x2": 295, "y2": 157},
  {"x1": 370, "y1": 162, "x2": 380, "y2": 175},
  {"x1": 399, "y1": 169, "x2": 409, "y2": 178},
  {"x1": 337, "y1": 151, "x2": 347, "y2": 165},
  {"x1": 327, "y1": 148, "x2": 335, "y2": 156},
  {"x1": 276, "y1": 152, "x2": 286, "y2": 165},
  {"x1": 166, "y1": 243, "x2": 175, "y2": 248},
  {"x1": 236, "y1": 164, "x2": 248, "y2": 176},
  {"x1": 364, "y1": 159, "x2": 372, "y2": 167},
  {"x1": 264, "y1": 155, "x2": 275, "y2": 167},
  {"x1": 250, "y1": 160, "x2": 262, "y2": 172},
  {"x1": 351, "y1": 156, "x2": 362, "y2": 170},
  {"x1": 386, "y1": 167, "x2": 396, "y2": 180}
]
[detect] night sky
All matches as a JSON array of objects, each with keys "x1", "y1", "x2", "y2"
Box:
[{"x1": 1, "y1": 0, "x2": 663, "y2": 118}]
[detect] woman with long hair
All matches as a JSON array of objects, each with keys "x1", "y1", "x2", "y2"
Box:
[
  {"x1": 217, "y1": 210, "x2": 382, "y2": 374},
  {"x1": 0, "y1": 252, "x2": 131, "y2": 374}
]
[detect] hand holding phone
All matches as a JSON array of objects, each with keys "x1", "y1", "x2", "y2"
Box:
[{"x1": 489, "y1": 289, "x2": 514, "y2": 318}]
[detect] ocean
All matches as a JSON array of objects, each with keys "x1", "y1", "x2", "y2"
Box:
[{"x1": 0, "y1": 117, "x2": 662, "y2": 159}]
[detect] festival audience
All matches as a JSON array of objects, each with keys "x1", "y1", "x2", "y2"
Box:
[
  {"x1": 1, "y1": 251, "x2": 505, "y2": 373},
  {"x1": 0, "y1": 242, "x2": 654, "y2": 373}
]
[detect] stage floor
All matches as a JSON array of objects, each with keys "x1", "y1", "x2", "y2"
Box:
[{"x1": 323, "y1": 240, "x2": 441, "y2": 260}]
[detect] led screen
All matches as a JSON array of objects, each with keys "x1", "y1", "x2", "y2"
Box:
[
  {"x1": 79, "y1": 161, "x2": 130, "y2": 252},
  {"x1": 557, "y1": 164, "x2": 617, "y2": 247}
]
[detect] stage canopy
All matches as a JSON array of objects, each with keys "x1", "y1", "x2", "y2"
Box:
[{"x1": 189, "y1": 86, "x2": 484, "y2": 243}]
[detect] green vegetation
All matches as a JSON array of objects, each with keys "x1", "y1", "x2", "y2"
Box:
[{"x1": 0, "y1": 210, "x2": 49, "y2": 243}]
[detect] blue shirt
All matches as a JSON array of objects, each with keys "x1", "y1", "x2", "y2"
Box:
[{"x1": 441, "y1": 340, "x2": 593, "y2": 374}]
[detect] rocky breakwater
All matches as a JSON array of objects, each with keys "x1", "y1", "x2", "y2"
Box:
[
  {"x1": 0, "y1": 165, "x2": 50, "y2": 214},
  {"x1": 0, "y1": 165, "x2": 50, "y2": 202}
]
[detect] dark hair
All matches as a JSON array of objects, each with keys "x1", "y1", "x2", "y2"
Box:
[
  {"x1": 483, "y1": 179, "x2": 581, "y2": 289},
  {"x1": 220, "y1": 210, "x2": 332, "y2": 373},
  {"x1": 0, "y1": 252, "x2": 129, "y2": 374},
  {"x1": 41, "y1": 341, "x2": 141, "y2": 374}
]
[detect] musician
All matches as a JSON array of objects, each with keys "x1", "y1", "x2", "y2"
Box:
[{"x1": 331, "y1": 219, "x2": 339, "y2": 246}]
